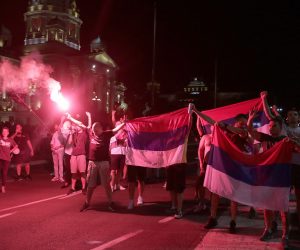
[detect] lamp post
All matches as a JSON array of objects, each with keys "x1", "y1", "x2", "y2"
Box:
[
  {"x1": 151, "y1": 0, "x2": 157, "y2": 107},
  {"x1": 214, "y1": 57, "x2": 218, "y2": 108}
]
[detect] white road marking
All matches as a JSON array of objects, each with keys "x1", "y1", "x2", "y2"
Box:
[
  {"x1": 0, "y1": 194, "x2": 65, "y2": 213},
  {"x1": 58, "y1": 191, "x2": 82, "y2": 199},
  {"x1": 86, "y1": 241, "x2": 103, "y2": 245},
  {"x1": 0, "y1": 212, "x2": 16, "y2": 219},
  {"x1": 90, "y1": 229, "x2": 144, "y2": 250},
  {"x1": 158, "y1": 216, "x2": 174, "y2": 223}
]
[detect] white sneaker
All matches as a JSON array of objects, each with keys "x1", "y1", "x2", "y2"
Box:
[
  {"x1": 137, "y1": 196, "x2": 143, "y2": 206},
  {"x1": 51, "y1": 177, "x2": 59, "y2": 182},
  {"x1": 119, "y1": 185, "x2": 127, "y2": 191},
  {"x1": 174, "y1": 210, "x2": 183, "y2": 219},
  {"x1": 128, "y1": 200, "x2": 134, "y2": 210},
  {"x1": 59, "y1": 178, "x2": 65, "y2": 183}
]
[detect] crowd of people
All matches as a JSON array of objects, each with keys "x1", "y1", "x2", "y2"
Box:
[
  {"x1": 191, "y1": 91, "x2": 300, "y2": 249},
  {"x1": 0, "y1": 91, "x2": 299, "y2": 250}
]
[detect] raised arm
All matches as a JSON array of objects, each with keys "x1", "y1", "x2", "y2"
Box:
[
  {"x1": 271, "y1": 105, "x2": 281, "y2": 117},
  {"x1": 191, "y1": 104, "x2": 216, "y2": 125},
  {"x1": 66, "y1": 112, "x2": 89, "y2": 129},
  {"x1": 192, "y1": 104, "x2": 244, "y2": 135},
  {"x1": 86, "y1": 112, "x2": 92, "y2": 129},
  {"x1": 247, "y1": 106, "x2": 261, "y2": 141},
  {"x1": 260, "y1": 91, "x2": 276, "y2": 120},
  {"x1": 196, "y1": 116, "x2": 204, "y2": 137},
  {"x1": 111, "y1": 109, "x2": 117, "y2": 127},
  {"x1": 112, "y1": 122, "x2": 125, "y2": 133}
]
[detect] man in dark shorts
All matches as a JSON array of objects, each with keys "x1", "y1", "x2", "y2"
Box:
[
  {"x1": 80, "y1": 120, "x2": 125, "y2": 212},
  {"x1": 127, "y1": 165, "x2": 147, "y2": 209},
  {"x1": 109, "y1": 122, "x2": 127, "y2": 192},
  {"x1": 12, "y1": 124, "x2": 34, "y2": 180},
  {"x1": 166, "y1": 163, "x2": 186, "y2": 219}
]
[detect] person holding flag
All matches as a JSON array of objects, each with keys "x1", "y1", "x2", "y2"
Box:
[
  {"x1": 261, "y1": 91, "x2": 300, "y2": 233},
  {"x1": 190, "y1": 103, "x2": 254, "y2": 233}
]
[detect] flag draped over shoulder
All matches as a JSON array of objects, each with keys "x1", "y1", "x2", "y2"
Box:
[
  {"x1": 204, "y1": 125, "x2": 293, "y2": 211},
  {"x1": 199, "y1": 98, "x2": 268, "y2": 134},
  {"x1": 125, "y1": 108, "x2": 191, "y2": 168}
]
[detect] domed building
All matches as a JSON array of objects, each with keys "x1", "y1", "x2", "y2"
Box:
[{"x1": 0, "y1": 0, "x2": 125, "y2": 125}]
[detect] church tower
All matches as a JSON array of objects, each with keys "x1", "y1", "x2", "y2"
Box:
[{"x1": 24, "y1": 0, "x2": 82, "y2": 52}]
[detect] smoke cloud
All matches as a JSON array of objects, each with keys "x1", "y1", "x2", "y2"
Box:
[
  {"x1": 0, "y1": 52, "x2": 56, "y2": 94},
  {"x1": 0, "y1": 52, "x2": 65, "y2": 108}
]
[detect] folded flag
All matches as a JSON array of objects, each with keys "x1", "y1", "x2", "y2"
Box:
[
  {"x1": 204, "y1": 125, "x2": 293, "y2": 211},
  {"x1": 125, "y1": 108, "x2": 192, "y2": 168},
  {"x1": 198, "y1": 98, "x2": 268, "y2": 134}
]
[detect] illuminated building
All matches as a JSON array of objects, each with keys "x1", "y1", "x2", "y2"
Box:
[{"x1": 0, "y1": 0, "x2": 125, "y2": 125}]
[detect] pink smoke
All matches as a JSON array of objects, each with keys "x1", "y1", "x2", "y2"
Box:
[
  {"x1": 0, "y1": 52, "x2": 69, "y2": 110},
  {"x1": 0, "y1": 52, "x2": 52, "y2": 93}
]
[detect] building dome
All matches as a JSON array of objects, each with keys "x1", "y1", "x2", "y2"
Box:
[
  {"x1": 29, "y1": 0, "x2": 78, "y2": 12},
  {"x1": 90, "y1": 36, "x2": 105, "y2": 53},
  {"x1": 25, "y1": 0, "x2": 82, "y2": 51}
]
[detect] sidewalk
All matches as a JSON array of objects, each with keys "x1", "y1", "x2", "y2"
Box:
[{"x1": 195, "y1": 199, "x2": 300, "y2": 250}]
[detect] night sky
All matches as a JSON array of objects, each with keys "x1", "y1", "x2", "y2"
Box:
[{"x1": 0, "y1": 1, "x2": 299, "y2": 108}]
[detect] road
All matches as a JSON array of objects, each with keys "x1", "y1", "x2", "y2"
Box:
[{"x1": 0, "y1": 164, "x2": 299, "y2": 250}]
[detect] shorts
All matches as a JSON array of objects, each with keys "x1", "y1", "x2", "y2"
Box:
[
  {"x1": 87, "y1": 161, "x2": 110, "y2": 188},
  {"x1": 127, "y1": 165, "x2": 146, "y2": 183},
  {"x1": 110, "y1": 154, "x2": 125, "y2": 171},
  {"x1": 70, "y1": 155, "x2": 86, "y2": 173},
  {"x1": 291, "y1": 164, "x2": 300, "y2": 189},
  {"x1": 166, "y1": 164, "x2": 186, "y2": 193},
  {"x1": 12, "y1": 151, "x2": 31, "y2": 164}
]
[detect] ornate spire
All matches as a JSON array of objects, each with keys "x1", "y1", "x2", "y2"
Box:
[
  {"x1": 24, "y1": 0, "x2": 82, "y2": 51},
  {"x1": 90, "y1": 36, "x2": 105, "y2": 53}
]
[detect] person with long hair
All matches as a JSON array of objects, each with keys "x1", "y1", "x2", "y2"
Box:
[{"x1": 0, "y1": 127, "x2": 18, "y2": 193}]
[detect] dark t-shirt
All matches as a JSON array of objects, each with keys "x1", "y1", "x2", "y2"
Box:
[
  {"x1": 227, "y1": 133, "x2": 252, "y2": 153},
  {"x1": 71, "y1": 130, "x2": 88, "y2": 156},
  {"x1": 14, "y1": 134, "x2": 30, "y2": 153},
  {"x1": 256, "y1": 132, "x2": 286, "y2": 149},
  {"x1": 223, "y1": 126, "x2": 252, "y2": 154},
  {"x1": 88, "y1": 131, "x2": 113, "y2": 161}
]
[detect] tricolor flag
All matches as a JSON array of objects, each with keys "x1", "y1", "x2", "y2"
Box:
[
  {"x1": 199, "y1": 98, "x2": 268, "y2": 134},
  {"x1": 125, "y1": 108, "x2": 192, "y2": 168},
  {"x1": 204, "y1": 125, "x2": 293, "y2": 211}
]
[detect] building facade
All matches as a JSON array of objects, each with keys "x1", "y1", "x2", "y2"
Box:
[{"x1": 0, "y1": 0, "x2": 125, "y2": 126}]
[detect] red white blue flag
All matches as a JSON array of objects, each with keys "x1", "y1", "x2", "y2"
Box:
[
  {"x1": 199, "y1": 98, "x2": 268, "y2": 134},
  {"x1": 204, "y1": 125, "x2": 293, "y2": 211},
  {"x1": 125, "y1": 108, "x2": 192, "y2": 168}
]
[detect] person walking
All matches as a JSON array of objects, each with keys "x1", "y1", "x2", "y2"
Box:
[
  {"x1": 0, "y1": 127, "x2": 18, "y2": 193},
  {"x1": 11, "y1": 124, "x2": 34, "y2": 180}
]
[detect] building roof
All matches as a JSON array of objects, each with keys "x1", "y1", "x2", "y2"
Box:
[{"x1": 88, "y1": 51, "x2": 117, "y2": 69}]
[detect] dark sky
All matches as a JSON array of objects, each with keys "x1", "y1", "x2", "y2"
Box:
[{"x1": 0, "y1": 1, "x2": 299, "y2": 106}]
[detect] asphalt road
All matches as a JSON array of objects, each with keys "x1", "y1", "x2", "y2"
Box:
[
  {"x1": 0, "y1": 165, "x2": 208, "y2": 250},
  {"x1": 1, "y1": 164, "x2": 299, "y2": 250}
]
